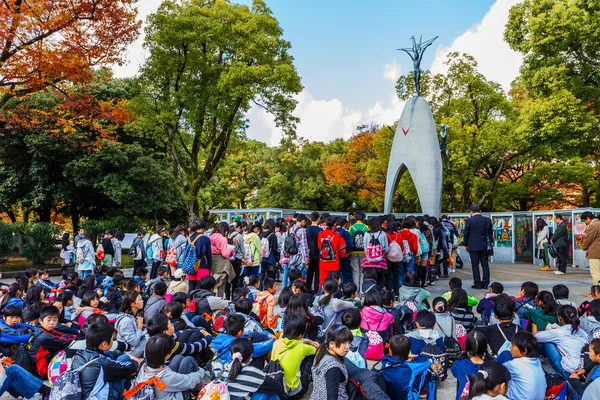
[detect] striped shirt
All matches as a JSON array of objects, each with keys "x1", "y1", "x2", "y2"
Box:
[{"x1": 227, "y1": 365, "x2": 266, "y2": 400}]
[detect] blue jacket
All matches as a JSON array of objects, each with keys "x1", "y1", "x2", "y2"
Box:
[
  {"x1": 0, "y1": 319, "x2": 33, "y2": 344},
  {"x1": 450, "y1": 358, "x2": 482, "y2": 400},
  {"x1": 5, "y1": 298, "x2": 23, "y2": 310},
  {"x1": 212, "y1": 333, "x2": 274, "y2": 364},
  {"x1": 190, "y1": 233, "x2": 213, "y2": 270},
  {"x1": 476, "y1": 294, "x2": 497, "y2": 324},
  {"x1": 335, "y1": 228, "x2": 353, "y2": 251},
  {"x1": 380, "y1": 355, "x2": 431, "y2": 400}
]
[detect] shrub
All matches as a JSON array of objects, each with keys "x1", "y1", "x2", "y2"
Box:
[
  {"x1": 0, "y1": 223, "x2": 15, "y2": 263},
  {"x1": 120, "y1": 254, "x2": 134, "y2": 269},
  {"x1": 17, "y1": 223, "x2": 59, "y2": 266}
]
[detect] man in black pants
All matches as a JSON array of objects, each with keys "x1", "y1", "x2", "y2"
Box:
[
  {"x1": 463, "y1": 204, "x2": 493, "y2": 289},
  {"x1": 306, "y1": 211, "x2": 322, "y2": 292},
  {"x1": 551, "y1": 213, "x2": 569, "y2": 275}
]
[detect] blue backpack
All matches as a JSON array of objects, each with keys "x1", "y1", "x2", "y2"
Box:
[
  {"x1": 180, "y1": 236, "x2": 201, "y2": 275},
  {"x1": 418, "y1": 232, "x2": 430, "y2": 254},
  {"x1": 146, "y1": 244, "x2": 154, "y2": 261}
]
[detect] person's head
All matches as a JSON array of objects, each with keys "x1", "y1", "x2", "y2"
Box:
[
  {"x1": 310, "y1": 211, "x2": 320, "y2": 223},
  {"x1": 318, "y1": 278, "x2": 339, "y2": 307},
  {"x1": 278, "y1": 287, "x2": 292, "y2": 309},
  {"x1": 126, "y1": 279, "x2": 140, "y2": 293},
  {"x1": 297, "y1": 213, "x2": 309, "y2": 227},
  {"x1": 464, "y1": 330, "x2": 489, "y2": 359},
  {"x1": 536, "y1": 291, "x2": 558, "y2": 316},
  {"x1": 467, "y1": 360, "x2": 511, "y2": 399},
  {"x1": 291, "y1": 279, "x2": 306, "y2": 294},
  {"x1": 552, "y1": 284, "x2": 569, "y2": 300},
  {"x1": 172, "y1": 292, "x2": 190, "y2": 307},
  {"x1": 164, "y1": 302, "x2": 183, "y2": 319},
  {"x1": 137, "y1": 229, "x2": 146, "y2": 238},
  {"x1": 535, "y1": 217, "x2": 547, "y2": 232},
  {"x1": 363, "y1": 289, "x2": 384, "y2": 308},
  {"x1": 282, "y1": 314, "x2": 307, "y2": 340},
  {"x1": 415, "y1": 310, "x2": 436, "y2": 329},
  {"x1": 554, "y1": 213, "x2": 564, "y2": 224},
  {"x1": 147, "y1": 314, "x2": 174, "y2": 336},
  {"x1": 115, "y1": 231, "x2": 125, "y2": 241},
  {"x1": 85, "y1": 232, "x2": 94, "y2": 241},
  {"x1": 224, "y1": 314, "x2": 245, "y2": 337},
  {"x1": 341, "y1": 308, "x2": 361, "y2": 330},
  {"x1": 39, "y1": 306, "x2": 60, "y2": 331},
  {"x1": 324, "y1": 216, "x2": 335, "y2": 228},
  {"x1": 104, "y1": 229, "x2": 113, "y2": 239},
  {"x1": 171, "y1": 224, "x2": 185, "y2": 239},
  {"x1": 489, "y1": 282, "x2": 504, "y2": 295},
  {"x1": 198, "y1": 276, "x2": 217, "y2": 292},
  {"x1": 367, "y1": 218, "x2": 382, "y2": 233},
  {"x1": 153, "y1": 281, "x2": 168, "y2": 297},
  {"x1": 288, "y1": 268, "x2": 302, "y2": 284},
  {"x1": 493, "y1": 301, "x2": 515, "y2": 322},
  {"x1": 327, "y1": 270, "x2": 341, "y2": 284},
  {"x1": 404, "y1": 270, "x2": 420, "y2": 287},
  {"x1": 121, "y1": 292, "x2": 143, "y2": 315},
  {"x1": 113, "y1": 274, "x2": 125, "y2": 288},
  {"x1": 17, "y1": 277, "x2": 29, "y2": 292},
  {"x1": 77, "y1": 227, "x2": 85, "y2": 236},
  {"x1": 135, "y1": 267, "x2": 148, "y2": 280},
  {"x1": 589, "y1": 339, "x2": 600, "y2": 363},
  {"x1": 235, "y1": 298, "x2": 253, "y2": 315},
  {"x1": 355, "y1": 211, "x2": 365, "y2": 222},
  {"x1": 335, "y1": 217, "x2": 347, "y2": 228},
  {"x1": 86, "y1": 313, "x2": 108, "y2": 328},
  {"x1": 86, "y1": 321, "x2": 114, "y2": 350},
  {"x1": 2, "y1": 305, "x2": 22, "y2": 327},
  {"x1": 314, "y1": 324, "x2": 354, "y2": 365},
  {"x1": 470, "y1": 204, "x2": 481, "y2": 214},
  {"x1": 362, "y1": 267, "x2": 377, "y2": 281},
  {"x1": 381, "y1": 289, "x2": 394, "y2": 307},
  {"x1": 25, "y1": 286, "x2": 45, "y2": 310},
  {"x1": 448, "y1": 277, "x2": 462, "y2": 291},
  {"x1": 25, "y1": 268, "x2": 39, "y2": 281},
  {"x1": 227, "y1": 338, "x2": 254, "y2": 382},
  {"x1": 156, "y1": 225, "x2": 166, "y2": 236},
  {"x1": 557, "y1": 305, "x2": 580, "y2": 333},
  {"x1": 448, "y1": 288, "x2": 469, "y2": 310},
  {"x1": 286, "y1": 293, "x2": 309, "y2": 318},
  {"x1": 342, "y1": 283, "x2": 358, "y2": 299},
  {"x1": 263, "y1": 278, "x2": 276, "y2": 295},
  {"x1": 252, "y1": 222, "x2": 262, "y2": 233},
  {"x1": 589, "y1": 299, "x2": 600, "y2": 317},
  {"x1": 389, "y1": 335, "x2": 411, "y2": 361},
  {"x1": 591, "y1": 285, "x2": 600, "y2": 300},
  {"x1": 81, "y1": 290, "x2": 100, "y2": 308},
  {"x1": 146, "y1": 334, "x2": 173, "y2": 368},
  {"x1": 231, "y1": 288, "x2": 247, "y2": 303},
  {"x1": 246, "y1": 275, "x2": 259, "y2": 289},
  {"x1": 510, "y1": 330, "x2": 539, "y2": 358},
  {"x1": 520, "y1": 281, "x2": 539, "y2": 299},
  {"x1": 39, "y1": 270, "x2": 49, "y2": 280},
  {"x1": 8, "y1": 283, "x2": 22, "y2": 299},
  {"x1": 432, "y1": 297, "x2": 448, "y2": 313},
  {"x1": 581, "y1": 211, "x2": 596, "y2": 225},
  {"x1": 157, "y1": 266, "x2": 168, "y2": 279}
]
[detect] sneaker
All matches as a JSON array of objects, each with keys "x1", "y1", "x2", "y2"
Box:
[
  {"x1": 554, "y1": 271, "x2": 565, "y2": 275},
  {"x1": 539, "y1": 265, "x2": 551, "y2": 271},
  {"x1": 428, "y1": 281, "x2": 436, "y2": 286}
]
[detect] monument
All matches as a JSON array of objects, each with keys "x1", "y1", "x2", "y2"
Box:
[{"x1": 384, "y1": 36, "x2": 443, "y2": 216}]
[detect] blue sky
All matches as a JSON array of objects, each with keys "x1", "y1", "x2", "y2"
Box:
[{"x1": 115, "y1": 0, "x2": 522, "y2": 144}]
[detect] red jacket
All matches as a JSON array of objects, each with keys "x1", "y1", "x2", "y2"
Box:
[
  {"x1": 393, "y1": 229, "x2": 418, "y2": 255},
  {"x1": 317, "y1": 228, "x2": 344, "y2": 269}
]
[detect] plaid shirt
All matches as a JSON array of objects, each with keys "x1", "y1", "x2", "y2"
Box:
[{"x1": 281, "y1": 224, "x2": 309, "y2": 266}]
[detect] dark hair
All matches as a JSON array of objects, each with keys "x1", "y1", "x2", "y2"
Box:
[
  {"x1": 291, "y1": 279, "x2": 306, "y2": 293},
  {"x1": 470, "y1": 204, "x2": 481, "y2": 213},
  {"x1": 511, "y1": 330, "x2": 539, "y2": 357},
  {"x1": 341, "y1": 308, "x2": 361, "y2": 330},
  {"x1": 120, "y1": 292, "x2": 142, "y2": 315},
  {"x1": 278, "y1": 287, "x2": 293, "y2": 308},
  {"x1": 468, "y1": 360, "x2": 511, "y2": 399},
  {"x1": 552, "y1": 284, "x2": 569, "y2": 300},
  {"x1": 416, "y1": 310, "x2": 436, "y2": 329},
  {"x1": 381, "y1": 289, "x2": 394, "y2": 306},
  {"x1": 86, "y1": 313, "x2": 109, "y2": 326},
  {"x1": 115, "y1": 231, "x2": 125, "y2": 241},
  {"x1": 24, "y1": 286, "x2": 45, "y2": 313},
  {"x1": 354, "y1": 211, "x2": 365, "y2": 222},
  {"x1": 288, "y1": 269, "x2": 302, "y2": 284},
  {"x1": 86, "y1": 322, "x2": 114, "y2": 348},
  {"x1": 286, "y1": 294, "x2": 310, "y2": 319},
  {"x1": 591, "y1": 285, "x2": 600, "y2": 298},
  {"x1": 590, "y1": 338, "x2": 600, "y2": 356},
  {"x1": 235, "y1": 298, "x2": 253, "y2": 315},
  {"x1": 589, "y1": 299, "x2": 600, "y2": 316},
  {"x1": 327, "y1": 270, "x2": 341, "y2": 281},
  {"x1": 318, "y1": 278, "x2": 339, "y2": 307},
  {"x1": 463, "y1": 330, "x2": 490, "y2": 359},
  {"x1": 153, "y1": 281, "x2": 168, "y2": 297},
  {"x1": 537, "y1": 291, "x2": 558, "y2": 316},
  {"x1": 404, "y1": 271, "x2": 420, "y2": 287},
  {"x1": 146, "y1": 334, "x2": 173, "y2": 368},
  {"x1": 555, "y1": 213, "x2": 564, "y2": 221},
  {"x1": 389, "y1": 335, "x2": 411, "y2": 360},
  {"x1": 61, "y1": 233, "x2": 70, "y2": 250},
  {"x1": 228, "y1": 339, "x2": 254, "y2": 382},
  {"x1": 113, "y1": 274, "x2": 125, "y2": 287},
  {"x1": 25, "y1": 268, "x2": 39, "y2": 279},
  {"x1": 147, "y1": 314, "x2": 170, "y2": 336},
  {"x1": 224, "y1": 314, "x2": 245, "y2": 336},
  {"x1": 493, "y1": 300, "x2": 514, "y2": 321},
  {"x1": 324, "y1": 216, "x2": 335, "y2": 228},
  {"x1": 363, "y1": 289, "x2": 383, "y2": 308},
  {"x1": 581, "y1": 211, "x2": 596, "y2": 221},
  {"x1": 199, "y1": 276, "x2": 217, "y2": 291},
  {"x1": 126, "y1": 280, "x2": 140, "y2": 293},
  {"x1": 557, "y1": 305, "x2": 580, "y2": 333},
  {"x1": 448, "y1": 288, "x2": 469, "y2": 311},
  {"x1": 432, "y1": 297, "x2": 448, "y2": 313},
  {"x1": 8, "y1": 283, "x2": 22, "y2": 298},
  {"x1": 283, "y1": 314, "x2": 307, "y2": 339},
  {"x1": 135, "y1": 267, "x2": 148, "y2": 277},
  {"x1": 367, "y1": 218, "x2": 382, "y2": 233},
  {"x1": 40, "y1": 305, "x2": 60, "y2": 320},
  {"x1": 342, "y1": 283, "x2": 358, "y2": 299},
  {"x1": 448, "y1": 277, "x2": 462, "y2": 290},
  {"x1": 263, "y1": 278, "x2": 276, "y2": 291},
  {"x1": 248, "y1": 275, "x2": 260, "y2": 287},
  {"x1": 157, "y1": 266, "x2": 168, "y2": 277},
  {"x1": 535, "y1": 217, "x2": 547, "y2": 232},
  {"x1": 314, "y1": 324, "x2": 354, "y2": 366},
  {"x1": 77, "y1": 274, "x2": 97, "y2": 298},
  {"x1": 170, "y1": 225, "x2": 185, "y2": 240},
  {"x1": 489, "y1": 282, "x2": 504, "y2": 294},
  {"x1": 17, "y1": 277, "x2": 29, "y2": 292},
  {"x1": 310, "y1": 211, "x2": 320, "y2": 222},
  {"x1": 2, "y1": 305, "x2": 22, "y2": 318},
  {"x1": 172, "y1": 292, "x2": 189, "y2": 305},
  {"x1": 362, "y1": 267, "x2": 378, "y2": 281},
  {"x1": 164, "y1": 302, "x2": 184, "y2": 325},
  {"x1": 81, "y1": 290, "x2": 99, "y2": 308}
]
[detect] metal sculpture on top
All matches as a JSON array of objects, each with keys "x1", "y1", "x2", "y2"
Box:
[
  {"x1": 398, "y1": 35, "x2": 438, "y2": 97},
  {"x1": 440, "y1": 124, "x2": 450, "y2": 170}
]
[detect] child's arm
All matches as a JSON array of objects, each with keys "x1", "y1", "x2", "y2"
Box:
[
  {"x1": 170, "y1": 335, "x2": 212, "y2": 356},
  {"x1": 101, "y1": 356, "x2": 138, "y2": 381},
  {"x1": 252, "y1": 337, "x2": 275, "y2": 358},
  {"x1": 266, "y1": 296, "x2": 277, "y2": 327},
  {"x1": 161, "y1": 369, "x2": 204, "y2": 393},
  {"x1": 534, "y1": 327, "x2": 562, "y2": 344}
]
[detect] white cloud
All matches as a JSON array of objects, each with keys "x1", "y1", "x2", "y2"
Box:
[
  {"x1": 383, "y1": 60, "x2": 402, "y2": 82},
  {"x1": 430, "y1": 0, "x2": 523, "y2": 91}
]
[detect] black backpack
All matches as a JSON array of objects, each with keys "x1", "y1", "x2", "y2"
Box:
[
  {"x1": 284, "y1": 230, "x2": 298, "y2": 255},
  {"x1": 421, "y1": 342, "x2": 448, "y2": 381},
  {"x1": 435, "y1": 321, "x2": 461, "y2": 367},
  {"x1": 319, "y1": 234, "x2": 336, "y2": 262}
]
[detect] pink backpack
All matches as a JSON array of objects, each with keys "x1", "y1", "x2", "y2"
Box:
[
  {"x1": 365, "y1": 232, "x2": 383, "y2": 262},
  {"x1": 364, "y1": 313, "x2": 386, "y2": 360}
]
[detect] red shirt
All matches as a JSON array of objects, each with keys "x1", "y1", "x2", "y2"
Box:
[
  {"x1": 317, "y1": 228, "x2": 343, "y2": 269},
  {"x1": 393, "y1": 229, "x2": 418, "y2": 255}
]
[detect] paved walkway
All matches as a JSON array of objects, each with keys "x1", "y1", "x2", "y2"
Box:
[{"x1": 1, "y1": 261, "x2": 594, "y2": 399}]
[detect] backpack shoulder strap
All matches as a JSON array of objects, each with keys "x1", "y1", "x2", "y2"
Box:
[
  {"x1": 496, "y1": 324, "x2": 509, "y2": 342},
  {"x1": 74, "y1": 356, "x2": 101, "y2": 372},
  {"x1": 190, "y1": 235, "x2": 201, "y2": 246},
  {"x1": 435, "y1": 321, "x2": 448, "y2": 337}
]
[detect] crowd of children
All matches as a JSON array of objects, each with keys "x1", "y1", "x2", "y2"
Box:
[{"x1": 0, "y1": 213, "x2": 600, "y2": 400}]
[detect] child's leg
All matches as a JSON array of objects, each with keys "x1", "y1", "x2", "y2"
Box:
[
  {"x1": 541, "y1": 342, "x2": 568, "y2": 378},
  {"x1": 282, "y1": 263, "x2": 289, "y2": 287},
  {"x1": 169, "y1": 354, "x2": 200, "y2": 375},
  {"x1": 2, "y1": 365, "x2": 44, "y2": 399}
]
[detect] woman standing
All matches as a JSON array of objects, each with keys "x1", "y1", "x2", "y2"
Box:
[
  {"x1": 537, "y1": 218, "x2": 551, "y2": 271},
  {"x1": 168, "y1": 225, "x2": 187, "y2": 278},
  {"x1": 187, "y1": 221, "x2": 212, "y2": 293},
  {"x1": 361, "y1": 219, "x2": 389, "y2": 286},
  {"x1": 228, "y1": 221, "x2": 245, "y2": 297},
  {"x1": 417, "y1": 217, "x2": 434, "y2": 288},
  {"x1": 76, "y1": 233, "x2": 96, "y2": 279},
  {"x1": 112, "y1": 231, "x2": 125, "y2": 268},
  {"x1": 260, "y1": 219, "x2": 280, "y2": 287},
  {"x1": 209, "y1": 222, "x2": 235, "y2": 297},
  {"x1": 60, "y1": 233, "x2": 75, "y2": 270}
]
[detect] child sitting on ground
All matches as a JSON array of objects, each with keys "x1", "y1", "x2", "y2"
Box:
[
  {"x1": 0, "y1": 305, "x2": 33, "y2": 355},
  {"x1": 553, "y1": 284, "x2": 577, "y2": 308},
  {"x1": 513, "y1": 281, "x2": 539, "y2": 319},
  {"x1": 342, "y1": 309, "x2": 368, "y2": 368},
  {"x1": 570, "y1": 338, "x2": 600, "y2": 395},
  {"x1": 442, "y1": 277, "x2": 478, "y2": 307},
  {"x1": 581, "y1": 299, "x2": 600, "y2": 341},
  {"x1": 398, "y1": 271, "x2": 431, "y2": 312},
  {"x1": 450, "y1": 331, "x2": 489, "y2": 400},
  {"x1": 342, "y1": 283, "x2": 362, "y2": 309},
  {"x1": 132, "y1": 267, "x2": 148, "y2": 290},
  {"x1": 144, "y1": 281, "x2": 169, "y2": 323},
  {"x1": 448, "y1": 288, "x2": 478, "y2": 332},
  {"x1": 381, "y1": 335, "x2": 431, "y2": 400},
  {"x1": 235, "y1": 297, "x2": 268, "y2": 338},
  {"x1": 36, "y1": 270, "x2": 59, "y2": 294},
  {"x1": 500, "y1": 331, "x2": 546, "y2": 400},
  {"x1": 477, "y1": 282, "x2": 504, "y2": 325},
  {"x1": 246, "y1": 275, "x2": 260, "y2": 302},
  {"x1": 361, "y1": 267, "x2": 381, "y2": 294},
  {"x1": 475, "y1": 300, "x2": 521, "y2": 356},
  {"x1": 523, "y1": 290, "x2": 559, "y2": 332},
  {"x1": 406, "y1": 310, "x2": 443, "y2": 355},
  {"x1": 466, "y1": 360, "x2": 512, "y2": 400},
  {"x1": 579, "y1": 285, "x2": 600, "y2": 316},
  {"x1": 255, "y1": 278, "x2": 278, "y2": 329}
]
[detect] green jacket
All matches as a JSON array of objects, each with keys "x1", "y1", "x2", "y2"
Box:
[
  {"x1": 442, "y1": 290, "x2": 479, "y2": 307},
  {"x1": 523, "y1": 308, "x2": 559, "y2": 331},
  {"x1": 271, "y1": 338, "x2": 317, "y2": 391},
  {"x1": 552, "y1": 222, "x2": 569, "y2": 249}
]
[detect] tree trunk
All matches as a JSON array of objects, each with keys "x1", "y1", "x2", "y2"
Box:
[
  {"x1": 582, "y1": 186, "x2": 591, "y2": 207},
  {"x1": 188, "y1": 198, "x2": 199, "y2": 223},
  {"x1": 39, "y1": 204, "x2": 51, "y2": 222},
  {"x1": 71, "y1": 202, "x2": 80, "y2": 232},
  {"x1": 6, "y1": 209, "x2": 16, "y2": 223}
]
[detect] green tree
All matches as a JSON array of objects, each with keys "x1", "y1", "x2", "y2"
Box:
[{"x1": 134, "y1": 0, "x2": 302, "y2": 221}]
